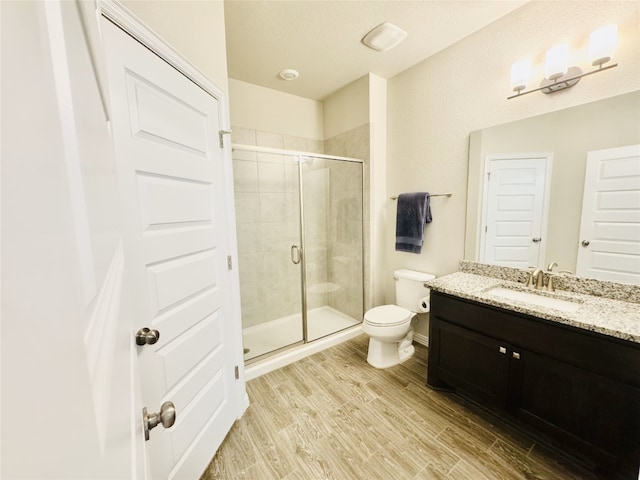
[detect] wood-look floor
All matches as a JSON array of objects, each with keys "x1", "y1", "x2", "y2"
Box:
[{"x1": 202, "y1": 335, "x2": 600, "y2": 480}]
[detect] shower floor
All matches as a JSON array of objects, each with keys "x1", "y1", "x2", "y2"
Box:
[{"x1": 242, "y1": 306, "x2": 361, "y2": 361}]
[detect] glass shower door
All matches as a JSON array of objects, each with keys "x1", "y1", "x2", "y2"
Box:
[
  {"x1": 301, "y1": 155, "x2": 363, "y2": 342},
  {"x1": 233, "y1": 147, "x2": 304, "y2": 361}
]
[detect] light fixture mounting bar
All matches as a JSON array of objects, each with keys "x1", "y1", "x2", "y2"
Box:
[{"x1": 508, "y1": 63, "x2": 618, "y2": 100}]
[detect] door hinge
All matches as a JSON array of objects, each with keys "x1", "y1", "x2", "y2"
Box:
[
  {"x1": 234, "y1": 365, "x2": 239, "y2": 380},
  {"x1": 487, "y1": 171, "x2": 491, "y2": 181},
  {"x1": 485, "y1": 225, "x2": 488, "y2": 233},
  {"x1": 227, "y1": 255, "x2": 233, "y2": 270},
  {"x1": 219, "y1": 130, "x2": 232, "y2": 148}
]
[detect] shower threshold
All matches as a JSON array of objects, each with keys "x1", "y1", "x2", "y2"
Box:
[{"x1": 242, "y1": 306, "x2": 361, "y2": 365}]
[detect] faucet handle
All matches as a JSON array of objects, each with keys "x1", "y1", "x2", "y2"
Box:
[
  {"x1": 546, "y1": 274, "x2": 556, "y2": 292},
  {"x1": 525, "y1": 269, "x2": 535, "y2": 287}
]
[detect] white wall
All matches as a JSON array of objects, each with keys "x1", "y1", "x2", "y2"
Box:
[
  {"x1": 386, "y1": 0, "x2": 639, "y2": 335},
  {"x1": 120, "y1": 0, "x2": 229, "y2": 91},
  {"x1": 228, "y1": 78, "x2": 324, "y2": 141}
]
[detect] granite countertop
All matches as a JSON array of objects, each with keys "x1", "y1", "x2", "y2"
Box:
[{"x1": 426, "y1": 271, "x2": 640, "y2": 344}]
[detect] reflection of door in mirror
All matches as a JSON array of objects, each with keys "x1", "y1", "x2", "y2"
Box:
[
  {"x1": 480, "y1": 154, "x2": 551, "y2": 269},
  {"x1": 577, "y1": 144, "x2": 640, "y2": 285}
]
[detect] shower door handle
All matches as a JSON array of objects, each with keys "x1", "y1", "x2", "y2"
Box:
[{"x1": 291, "y1": 245, "x2": 302, "y2": 265}]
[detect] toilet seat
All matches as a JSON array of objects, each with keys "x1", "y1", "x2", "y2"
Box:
[{"x1": 364, "y1": 305, "x2": 412, "y2": 327}]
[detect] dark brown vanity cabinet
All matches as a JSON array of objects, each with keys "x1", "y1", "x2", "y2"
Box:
[{"x1": 428, "y1": 291, "x2": 640, "y2": 479}]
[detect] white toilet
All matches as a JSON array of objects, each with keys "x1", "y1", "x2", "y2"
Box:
[{"x1": 363, "y1": 269, "x2": 435, "y2": 368}]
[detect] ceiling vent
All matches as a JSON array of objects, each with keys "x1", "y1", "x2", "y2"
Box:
[{"x1": 362, "y1": 22, "x2": 407, "y2": 52}]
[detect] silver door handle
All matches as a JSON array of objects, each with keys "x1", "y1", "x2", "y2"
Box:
[
  {"x1": 136, "y1": 327, "x2": 160, "y2": 346},
  {"x1": 532, "y1": 237, "x2": 542, "y2": 243},
  {"x1": 581, "y1": 240, "x2": 590, "y2": 247},
  {"x1": 290, "y1": 245, "x2": 301, "y2": 265},
  {"x1": 143, "y1": 401, "x2": 176, "y2": 441}
]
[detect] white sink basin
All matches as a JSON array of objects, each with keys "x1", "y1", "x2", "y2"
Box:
[{"x1": 486, "y1": 287, "x2": 581, "y2": 313}]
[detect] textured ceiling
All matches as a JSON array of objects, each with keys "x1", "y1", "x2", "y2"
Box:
[{"x1": 224, "y1": 0, "x2": 528, "y2": 100}]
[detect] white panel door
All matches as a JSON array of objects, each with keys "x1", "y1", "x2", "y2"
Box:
[
  {"x1": 101, "y1": 19, "x2": 240, "y2": 479},
  {"x1": 481, "y1": 155, "x2": 550, "y2": 268},
  {"x1": 577, "y1": 144, "x2": 640, "y2": 284},
  {"x1": 2, "y1": 1, "x2": 142, "y2": 478}
]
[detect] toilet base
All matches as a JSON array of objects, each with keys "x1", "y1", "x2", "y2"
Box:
[{"x1": 366, "y1": 337, "x2": 414, "y2": 369}]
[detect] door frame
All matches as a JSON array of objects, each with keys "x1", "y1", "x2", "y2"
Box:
[
  {"x1": 98, "y1": 0, "x2": 248, "y2": 415},
  {"x1": 478, "y1": 152, "x2": 553, "y2": 268}
]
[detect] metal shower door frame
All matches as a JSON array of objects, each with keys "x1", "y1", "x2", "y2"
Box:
[{"x1": 232, "y1": 143, "x2": 364, "y2": 346}]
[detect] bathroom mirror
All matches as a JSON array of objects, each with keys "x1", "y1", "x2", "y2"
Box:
[{"x1": 465, "y1": 90, "x2": 640, "y2": 284}]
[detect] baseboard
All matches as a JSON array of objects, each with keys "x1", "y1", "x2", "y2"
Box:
[{"x1": 414, "y1": 332, "x2": 429, "y2": 347}]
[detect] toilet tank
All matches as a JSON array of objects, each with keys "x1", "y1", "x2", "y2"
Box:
[{"x1": 394, "y1": 269, "x2": 435, "y2": 312}]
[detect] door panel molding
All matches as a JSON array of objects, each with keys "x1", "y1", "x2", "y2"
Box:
[
  {"x1": 479, "y1": 152, "x2": 553, "y2": 268},
  {"x1": 99, "y1": 0, "x2": 246, "y2": 409}
]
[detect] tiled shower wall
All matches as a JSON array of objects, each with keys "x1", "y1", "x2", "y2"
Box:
[{"x1": 231, "y1": 125, "x2": 370, "y2": 329}]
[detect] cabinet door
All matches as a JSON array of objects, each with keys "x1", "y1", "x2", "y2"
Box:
[
  {"x1": 508, "y1": 347, "x2": 640, "y2": 461},
  {"x1": 431, "y1": 320, "x2": 510, "y2": 408}
]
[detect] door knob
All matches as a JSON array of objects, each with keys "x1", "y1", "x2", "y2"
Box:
[
  {"x1": 143, "y1": 401, "x2": 176, "y2": 441},
  {"x1": 136, "y1": 327, "x2": 160, "y2": 346},
  {"x1": 581, "y1": 240, "x2": 590, "y2": 247},
  {"x1": 532, "y1": 237, "x2": 542, "y2": 243}
]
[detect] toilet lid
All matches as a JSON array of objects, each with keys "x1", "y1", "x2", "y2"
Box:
[{"x1": 364, "y1": 305, "x2": 412, "y2": 326}]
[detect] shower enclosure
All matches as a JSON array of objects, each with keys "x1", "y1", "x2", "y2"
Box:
[{"x1": 232, "y1": 144, "x2": 364, "y2": 361}]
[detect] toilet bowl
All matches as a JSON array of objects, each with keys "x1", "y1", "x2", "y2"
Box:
[
  {"x1": 363, "y1": 269, "x2": 435, "y2": 368},
  {"x1": 363, "y1": 305, "x2": 414, "y2": 368}
]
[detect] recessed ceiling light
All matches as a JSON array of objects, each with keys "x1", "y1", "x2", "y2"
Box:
[
  {"x1": 362, "y1": 22, "x2": 407, "y2": 52},
  {"x1": 279, "y1": 69, "x2": 299, "y2": 81}
]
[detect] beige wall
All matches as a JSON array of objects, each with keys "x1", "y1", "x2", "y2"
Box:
[
  {"x1": 368, "y1": 74, "x2": 388, "y2": 306},
  {"x1": 323, "y1": 75, "x2": 370, "y2": 139},
  {"x1": 466, "y1": 91, "x2": 640, "y2": 273},
  {"x1": 228, "y1": 79, "x2": 324, "y2": 141},
  {"x1": 120, "y1": 0, "x2": 229, "y2": 91},
  {"x1": 386, "y1": 1, "x2": 639, "y2": 337}
]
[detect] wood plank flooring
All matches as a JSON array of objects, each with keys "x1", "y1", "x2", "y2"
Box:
[{"x1": 202, "y1": 335, "x2": 600, "y2": 479}]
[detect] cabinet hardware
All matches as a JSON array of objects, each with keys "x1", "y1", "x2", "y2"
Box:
[
  {"x1": 290, "y1": 244, "x2": 301, "y2": 264},
  {"x1": 499, "y1": 346, "x2": 507, "y2": 354},
  {"x1": 512, "y1": 352, "x2": 521, "y2": 360}
]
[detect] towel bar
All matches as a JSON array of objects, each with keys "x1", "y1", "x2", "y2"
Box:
[{"x1": 390, "y1": 193, "x2": 452, "y2": 200}]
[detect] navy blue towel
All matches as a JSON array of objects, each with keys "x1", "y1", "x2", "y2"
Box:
[{"x1": 395, "y1": 192, "x2": 432, "y2": 254}]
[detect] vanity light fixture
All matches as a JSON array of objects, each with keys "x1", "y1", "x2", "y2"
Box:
[{"x1": 508, "y1": 24, "x2": 618, "y2": 99}]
